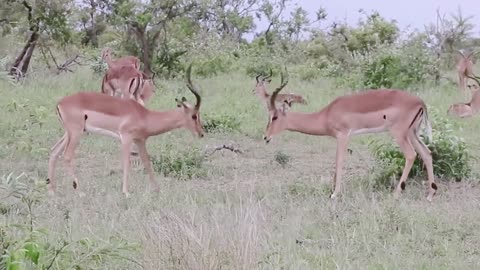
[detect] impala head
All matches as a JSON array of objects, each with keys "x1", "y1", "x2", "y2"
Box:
[
  {"x1": 263, "y1": 67, "x2": 289, "y2": 143},
  {"x1": 101, "y1": 47, "x2": 113, "y2": 61},
  {"x1": 253, "y1": 69, "x2": 273, "y2": 95},
  {"x1": 138, "y1": 72, "x2": 156, "y2": 103},
  {"x1": 447, "y1": 103, "x2": 473, "y2": 118},
  {"x1": 467, "y1": 84, "x2": 480, "y2": 91},
  {"x1": 177, "y1": 64, "x2": 204, "y2": 138}
]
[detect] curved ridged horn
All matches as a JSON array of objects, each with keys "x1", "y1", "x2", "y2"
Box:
[
  {"x1": 269, "y1": 66, "x2": 289, "y2": 110},
  {"x1": 186, "y1": 63, "x2": 201, "y2": 110},
  {"x1": 264, "y1": 68, "x2": 273, "y2": 80},
  {"x1": 466, "y1": 74, "x2": 480, "y2": 86}
]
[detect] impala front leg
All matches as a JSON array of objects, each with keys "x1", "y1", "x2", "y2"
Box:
[
  {"x1": 121, "y1": 137, "x2": 133, "y2": 197},
  {"x1": 64, "y1": 132, "x2": 82, "y2": 191},
  {"x1": 331, "y1": 136, "x2": 349, "y2": 199},
  {"x1": 135, "y1": 139, "x2": 159, "y2": 192}
]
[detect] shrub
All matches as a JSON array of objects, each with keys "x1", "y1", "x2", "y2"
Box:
[
  {"x1": 274, "y1": 151, "x2": 291, "y2": 168},
  {"x1": 369, "y1": 108, "x2": 472, "y2": 189},
  {"x1": 296, "y1": 65, "x2": 321, "y2": 81},
  {"x1": 326, "y1": 35, "x2": 437, "y2": 89},
  {"x1": 154, "y1": 49, "x2": 187, "y2": 78},
  {"x1": 194, "y1": 55, "x2": 232, "y2": 77},
  {"x1": 244, "y1": 58, "x2": 279, "y2": 78},
  {"x1": 151, "y1": 145, "x2": 205, "y2": 180},
  {"x1": 90, "y1": 55, "x2": 107, "y2": 75},
  {"x1": 202, "y1": 113, "x2": 241, "y2": 133},
  {"x1": 0, "y1": 172, "x2": 138, "y2": 269}
]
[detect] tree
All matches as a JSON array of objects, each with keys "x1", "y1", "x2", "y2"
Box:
[
  {"x1": 77, "y1": 0, "x2": 108, "y2": 47},
  {"x1": 108, "y1": 0, "x2": 197, "y2": 77},
  {"x1": 6, "y1": 0, "x2": 72, "y2": 78},
  {"x1": 200, "y1": 0, "x2": 259, "y2": 42}
]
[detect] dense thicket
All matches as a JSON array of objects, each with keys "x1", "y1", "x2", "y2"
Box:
[{"x1": 1, "y1": 0, "x2": 478, "y2": 86}]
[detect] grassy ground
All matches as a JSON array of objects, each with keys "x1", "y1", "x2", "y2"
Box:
[{"x1": 2, "y1": 67, "x2": 480, "y2": 269}]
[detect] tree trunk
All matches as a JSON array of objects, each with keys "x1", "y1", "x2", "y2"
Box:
[
  {"x1": 89, "y1": 0, "x2": 98, "y2": 48},
  {"x1": 128, "y1": 21, "x2": 154, "y2": 77},
  {"x1": 9, "y1": 30, "x2": 39, "y2": 77},
  {"x1": 141, "y1": 37, "x2": 152, "y2": 77}
]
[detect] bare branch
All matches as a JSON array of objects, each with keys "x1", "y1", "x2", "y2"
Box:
[{"x1": 205, "y1": 144, "x2": 243, "y2": 156}]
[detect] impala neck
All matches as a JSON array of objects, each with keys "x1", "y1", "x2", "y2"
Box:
[
  {"x1": 145, "y1": 109, "x2": 184, "y2": 136},
  {"x1": 285, "y1": 110, "x2": 331, "y2": 136},
  {"x1": 104, "y1": 55, "x2": 114, "y2": 67},
  {"x1": 256, "y1": 85, "x2": 270, "y2": 100}
]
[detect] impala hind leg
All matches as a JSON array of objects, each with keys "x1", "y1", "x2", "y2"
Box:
[
  {"x1": 63, "y1": 131, "x2": 82, "y2": 191},
  {"x1": 459, "y1": 73, "x2": 465, "y2": 93},
  {"x1": 392, "y1": 133, "x2": 416, "y2": 198},
  {"x1": 47, "y1": 132, "x2": 69, "y2": 193},
  {"x1": 330, "y1": 136, "x2": 349, "y2": 199},
  {"x1": 409, "y1": 132, "x2": 436, "y2": 201},
  {"x1": 135, "y1": 139, "x2": 159, "y2": 192}
]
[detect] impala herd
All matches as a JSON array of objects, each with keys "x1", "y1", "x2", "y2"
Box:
[{"x1": 47, "y1": 48, "x2": 480, "y2": 201}]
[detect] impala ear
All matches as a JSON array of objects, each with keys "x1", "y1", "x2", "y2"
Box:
[
  {"x1": 175, "y1": 97, "x2": 188, "y2": 108},
  {"x1": 280, "y1": 100, "x2": 290, "y2": 113},
  {"x1": 175, "y1": 98, "x2": 184, "y2": 107}
]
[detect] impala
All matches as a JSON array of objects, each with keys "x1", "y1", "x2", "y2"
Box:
[
  {"x1": 101, "y1": 47, "x2": 140, "y2": 70},
  {"x1": 456, "y1": 50, "x2": 480, "y2": 93},
  {"x1": 101, "y1": 65, "x2": 155, "y2": 106},
  {"x1": 47, "y1": 64, "x2": 203, "y2": 196},
  {"x1": 448, "y1": 76, "x2": 480, "y2": 118},
  {"x1": 254, "y1": 69, "x2": 307, "y2": 111},
  {"x1": 263, "y1": 69, "x2": 437, "y2": 201}
]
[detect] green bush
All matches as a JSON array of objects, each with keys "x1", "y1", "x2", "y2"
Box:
[
  {"x1": 202, "y1": 113, "x2": 241, "y2": 133},
  {"x1": 274, "y1": 151, "x2": 291, "y2": 168},
  {"x1": 154, "y1": 48, "x2": 187, "y2": 78},
  {"x1": 151, "y1": 145, "x2": 205, "y2": 180},
  {"x1": 369, "y1": 109, "x2": 472, "y2": 189},
  {"x1": 356, "y1": 42, "x2": 436, "y2": 89},
  {"x1": 325, "y1": 34, "x2": 437, "y2": 89},
  {"x1": 297, "y1": 65, "x2": 321, "y2": 81},
  {"x1": 244, "y1": 58, "x2": 279, "y2": 77},
  {"x1": 90, "y1": 55, "x2": 108, "y2": 75},
  {"x1": 194, "y1": 55, "x2": 232, "y2": 77},
  {"x1": 0, "y1": 172, "x2": 138, "y2": 270}
]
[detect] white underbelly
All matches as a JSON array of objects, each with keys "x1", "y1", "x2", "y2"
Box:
[
  {"x1": 350, "y1": 126, "x2": 388, "y2": 136},
  {"x1": 85, "y1": 124, "x2": 120, "y2": 139}
]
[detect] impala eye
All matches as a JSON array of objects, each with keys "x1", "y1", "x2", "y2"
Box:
[
  {"x1": 272, "y1": 116, "x2": 278, "y2": 121},
  {"x1": 192, "y1": 115, "x2": 197, "y2": 120}
]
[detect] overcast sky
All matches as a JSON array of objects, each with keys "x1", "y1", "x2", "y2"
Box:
[{"x1": 253, "y1": 0, "x2": 480, "y2": 38}]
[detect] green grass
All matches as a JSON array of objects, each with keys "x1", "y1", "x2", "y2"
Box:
[{"x1": 2, "y1": 67, "x2": 480, "y2": 269}]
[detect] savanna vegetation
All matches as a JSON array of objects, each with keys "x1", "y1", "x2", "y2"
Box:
[{"x1": 1, "y1": 0, "x2": 480, "y2": 269}]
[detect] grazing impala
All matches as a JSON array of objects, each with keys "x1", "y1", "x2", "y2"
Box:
[
  {"x1": 253, "y1": 69, "x2": 307, "y2": 111},
  {"x1": 101, "y1": 65, "x2": 155, "y2": 106},
  {"x1": 263, "y1": 69, "x2": 437, "y2": 201},
  {"x1": 456, "y1": 50, "x2": 480, "y2": 93},
  {"x1": 101, "y1": 47, "x2": 140, "y2": 70},
  {"x1": 47, "y1": 64, "x2": 203, "y2": 196},
  {"x1": 448, "y1": 76, "x2": 480, "y2": 118}
]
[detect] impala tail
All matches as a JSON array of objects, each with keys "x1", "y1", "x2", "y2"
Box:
[{"x1": 422, "y1": 106, "x2": 433, "y2": 143}]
